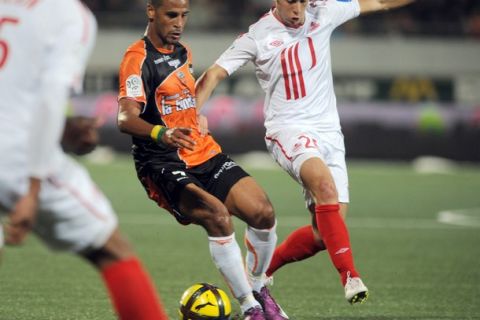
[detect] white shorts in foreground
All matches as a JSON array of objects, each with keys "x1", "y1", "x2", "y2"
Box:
[{"x1": 0, "y1": 156, "x2": 117, "y2": 253}]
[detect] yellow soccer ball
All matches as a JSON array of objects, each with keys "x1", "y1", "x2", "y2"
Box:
[{"x1": 178, "y1": 283, "x2": 232, "y2": 320}]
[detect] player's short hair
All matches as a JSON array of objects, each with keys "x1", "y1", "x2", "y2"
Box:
[{"x1": 147, "y1": 0, "x2": 163, "y2": 8}]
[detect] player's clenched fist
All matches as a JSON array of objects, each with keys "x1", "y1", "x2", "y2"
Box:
[{"x1": 150, "y1": 125, "x2": 196, "y2": 151}]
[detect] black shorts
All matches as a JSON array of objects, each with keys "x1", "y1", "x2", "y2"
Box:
[{"x1": 138, "y1": 153, "x2": 249, "y2": 225}]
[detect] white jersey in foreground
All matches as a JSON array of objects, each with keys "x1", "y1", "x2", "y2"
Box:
[
  {"x1": 0, "y1": 0, "x2": 116, "y2": 253},
  {"x1": 216, "y1": 0, "x2": 360, "y2": 135},
  {"x1": 0, "y1": 0, "x2": 97, "y2": 208}
]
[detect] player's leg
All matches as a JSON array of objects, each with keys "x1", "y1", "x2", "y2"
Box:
[
  {"x1": 263, "y1": 131, "x2": 327, "y2": 277},
  {"x1": 224, "y1": 176, "x2": 276, "y2": 287},
  {"x1": 265, "y1": 130, "x2": 367, "y2": 303},
  {"x1": 224, "y1": 176, "x2": 287, "y2": 320},
  {"x1": 266, "y1": 224, "x2": 325, "y2": 277},
  {"x1": 300, "y1": 156, "x2": 368, "y2": 303},
  {"x1": 141, "y1": 162, "x2": 265, "y2": 317},
  {"x1": 176, "y1": 183, "x2": 265, "y2": 317},
  {"x1": 266, "y1": 199, "x2": 349, "y2": 276},
  {"x1": 84, "y1": 229, "x2": 168, "y2": 320},
  {"x1": 34, "y1": 156, "x2": 168, "y2": 320}
]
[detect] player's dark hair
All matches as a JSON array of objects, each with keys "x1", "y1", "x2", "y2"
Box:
[{"x1": 147, "y1": 0, "x2": 163, "y2": 8}]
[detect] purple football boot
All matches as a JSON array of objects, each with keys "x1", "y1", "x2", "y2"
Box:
[
  {"x1": 243, "y1": 306, "x2": 266, "y2": 320},
  {"x1": 253, "y1": 287, "x2": 288, "y2": 320}
]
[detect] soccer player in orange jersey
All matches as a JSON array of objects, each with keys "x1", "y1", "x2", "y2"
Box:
[{"x1": 117, "y1": 1, "x2": 286, "y2": 319}]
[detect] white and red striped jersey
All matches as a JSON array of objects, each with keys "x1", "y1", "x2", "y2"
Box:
[
  {"x1": 216, "y1": 0, "x2": 360, "y2": 135},
  {"x1": 0, "y1": 0, "x2": 96, "y2": 205}
]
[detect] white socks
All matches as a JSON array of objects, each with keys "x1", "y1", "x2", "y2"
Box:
[
  {"x1": 208, "y1": 233, "x2": 260, "y2": 312},
  {"x1": 245, "y1": 221, "x2": 278, "y2": 292}
]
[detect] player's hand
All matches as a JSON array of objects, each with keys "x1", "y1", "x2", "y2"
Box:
[
  {"x1": 5, "y1": 191, "x2": 38, "y2": 246},
  {"x1": 162, "y1": 127, "x2": 196, "y2": 151},
  {"x1": 62, "y1": 116, "x2": 100, "y2": 155},
  {"x1": 197, "y1": 114, "x2": 209, "y2": 137}
]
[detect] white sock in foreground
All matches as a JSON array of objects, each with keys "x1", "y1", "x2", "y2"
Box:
[{"x1": 245, "y1": 221, "x2": 278, "y2": 292}]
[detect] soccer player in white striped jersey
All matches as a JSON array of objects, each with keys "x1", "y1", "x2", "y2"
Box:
[{"x1": 196, "y1": 0, "x2": 416, "y2": 308}]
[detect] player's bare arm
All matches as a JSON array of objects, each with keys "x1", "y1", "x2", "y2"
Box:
[
  {"x1": 62, "y1": 116, "x2": 100, "y2": 155},
  {"x1": 5, "y1": 178, "x2": 41, "y2": 245},
  {"x1": 359, "y1": 0, "x2": 416, "y2": 14},
  {"x1": 195, "y1": 64, "x2": 229, "y2": 111},
  {"x1": 196, "y1": 113, "x2": 209, "y2": 137},
  {"x1": 118, "y1": 97, "x2": 196, "y2": 150}
]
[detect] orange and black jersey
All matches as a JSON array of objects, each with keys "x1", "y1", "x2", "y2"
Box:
[{"x1": 118, "y1": 37, "x2": 221, "y2": 170}]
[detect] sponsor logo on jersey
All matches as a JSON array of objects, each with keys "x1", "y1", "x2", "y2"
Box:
[
  {"x1": 168, "y1": 59, "x2": 181, "y2": 68},
  {"x1": 165, "y1": 93, "x2": 180, "y2": 100},
  {"x1": 175, "y1": 95, "x2": 195, "y2": 112},
  {"x1": 161, "y1": 95, "x2": 195, "y2": 115},
  {"x1": 154, "y1": 55, "x2": 172, "y2": 64},
  {"x1": 213, "y1": 161, "x2": 238, "y2": 179},
  {"x1": 126, "y1": 75, "x2": 143, "y2": 97},
  {"x1": 269, "y1": 39, "x2": 284, "y2": 47}
]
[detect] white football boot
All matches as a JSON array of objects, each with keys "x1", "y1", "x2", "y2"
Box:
[{"x1": 344, "y1": 272, "x2": 369, "y2": 304}]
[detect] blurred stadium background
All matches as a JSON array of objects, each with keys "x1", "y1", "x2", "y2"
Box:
[
  {"x1": 73, "y1": 0, "x2": 480, "y2": 161},
  {"x1": 1, "y1": 1, "x2": 480, "y2": 319}
]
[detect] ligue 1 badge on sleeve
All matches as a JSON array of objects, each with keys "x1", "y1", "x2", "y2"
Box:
[{"x1": 126, "y1": 75, "x2": 143, "y2": 97}]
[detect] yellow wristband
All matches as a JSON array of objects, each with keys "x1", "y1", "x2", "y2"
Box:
[{"x1": 150, "y1": 125, "x2": 163, "y2": 142}]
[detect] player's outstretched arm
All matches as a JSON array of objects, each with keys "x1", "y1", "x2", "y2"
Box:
[
  {"x1": 118, "y1": 98, "x2": 195, "y2": 150},
  {"x1": 195, "y1": 64, "x2": 229, "y2": 112},
  {"x1": 359, "y1": 0, "x2": 415, "y2": 15}
]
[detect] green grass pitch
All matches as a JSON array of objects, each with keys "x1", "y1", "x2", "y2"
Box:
[{"x1": 1, "y1": 155, "x2": 479, "y2": 319}]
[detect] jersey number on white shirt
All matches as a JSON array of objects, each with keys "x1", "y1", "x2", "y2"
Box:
[{"x1": 0, "y1": 17, "x2": 20, "y2": 69}]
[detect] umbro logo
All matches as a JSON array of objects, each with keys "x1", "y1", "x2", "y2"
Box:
[
  {"x1": 293, "y1": 142, "x2": 302, "y2": 152},
  {"x1": 335, "y1": 247, "x2": 350, "y2": 255},
  {"x1": 310, "y1": 0, "x2": 329, "y2": 7},
  {"x1": 309, "y1": 21, "x2": 320, "y2": 32},
  {"x1": 269, "y1": 40, "x2": 284, "y2": 47}
]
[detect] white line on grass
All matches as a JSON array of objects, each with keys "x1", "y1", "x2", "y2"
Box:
[
  {"x1": 119, "y1": 215, "x2": 471, "y2": 230},
  {"x1": 437, "y1": 208, "x2": 480, "y2": 227}
]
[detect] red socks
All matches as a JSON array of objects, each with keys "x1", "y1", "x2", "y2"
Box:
[
  {"x1": 101, "y1": 257, "x2": 168, "y2": 320},
  {"x1": 315, "y1": 204, "x2": 359, "y2": 285},
  {"x1": 266, "y1": 225, "x2": 325, "y2": 277}
]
